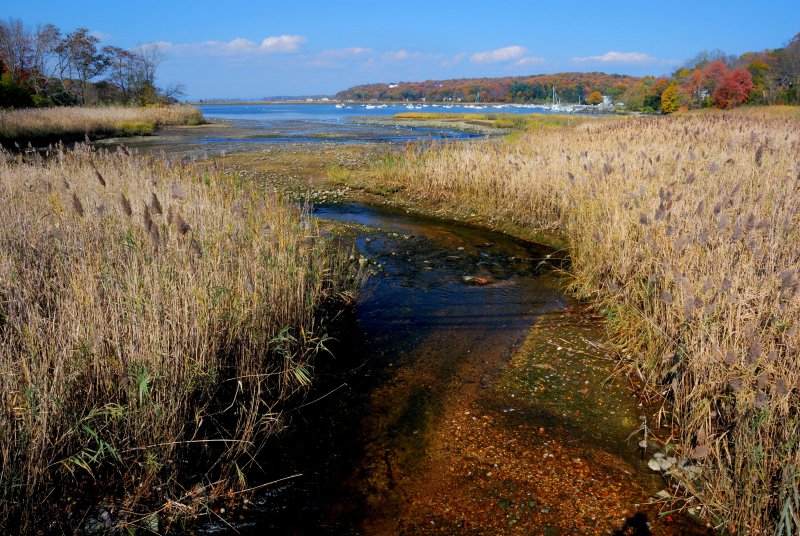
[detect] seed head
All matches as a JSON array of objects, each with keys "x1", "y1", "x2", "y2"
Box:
[
  {"x1": 119, "y1": 193, "x2": 132, "y2": 217},
  {"x1": 151, "y1": 192, "x2": 163, "y2": 215},
  {"x1": 71, "y1": 193, "x2": 84, "y2": 217}
]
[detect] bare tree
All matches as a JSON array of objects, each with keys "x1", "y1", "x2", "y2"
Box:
[
  {"x1": 135, "y1": 44, "x2": 163, "y2": 88},
  {"x1": 0, "y1": 20, "x2": 59, "y2": 82},
  {"x1": 684, "y1": 49, "x2": 738, "y2": 70},
  {"x1": 159, "y1": 82, "x2": 186, "y2": 101},
  {"x1": 103, "y1": 43, "x2": 170, "y2": 103},
  {"x1": 103, "y1": 45, "x2": 137, "y2": 102},
  {"x1": 0, "y1": 19, "x2": 30, "y2": 81},
  {"x1": 32, "y1": 24, "x2": 60, "y2": 90},
  {"x1": 778, "y1": 34, "x2": 800, "y2": 104},
  {"x1": 55, "y1": 28, "x2": 108, "y2": 104}
]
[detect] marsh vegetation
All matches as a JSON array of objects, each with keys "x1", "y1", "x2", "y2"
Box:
[
  {"x1": 337, "y1": 106, "x2": 800, "y2": 533},
  {"x1": 0, "y1": 105, "x2": 204, "y2": 146},
  {"x1": 0, "y1": 144, "x2": 359, "y2": 532}
]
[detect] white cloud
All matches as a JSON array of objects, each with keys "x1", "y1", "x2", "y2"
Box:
[
  {"x1": 470, "y1": 45, "x2": 526, "y2": 64},
  {"x1": 89, "y1": 30, "x2": 113, "y2": 42},
  {"x1": 138, "y1": 40, "x2": 173, "y2": 51},
  {"x1": 258, "y1": 35, "x2": 306, "y2": 53},
  {"x1": 572, "y1": 51, "x2": 655, "y2": 64},
  {"x1": 146, "y1": 35, "x2": 306, "y2": 57},
  {"x1": 383, "y1": 49, "x2": 412, "y2": 61},
  {"x1": 321, "y1": 47, "x2": 373, "y2": 58},
  {"x1": 441, "y1": 52, "x2": 467, "y2": 67},
  {"x1": 515, "y1": 56, "x2": 545, "y2": 66}
]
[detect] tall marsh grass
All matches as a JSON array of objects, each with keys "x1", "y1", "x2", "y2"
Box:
[
  {"x1": 0, "y1": 144, "x2": 358, "y2": 531},
  {"x1": 367, "y1": 106, "x2": 800, "y2": 533},
  {"x1": 0, "y1": 105, "x2": 204, "y2": 145}
]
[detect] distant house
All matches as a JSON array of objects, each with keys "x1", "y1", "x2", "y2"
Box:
[
  {"x1": 602, "y1": 95, "x2": 612, "y2": 106},
  {"x1": 389, "y1": 84, "x2": 398, "y2": 89}
]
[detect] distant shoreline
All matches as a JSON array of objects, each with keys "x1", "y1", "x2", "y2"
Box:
[
  {"x1": 188, "y1": 100, "x2": 623, "y2": 116},
  {"x1": 189, "y1": 100, "x2": 575, "y2": 107}
]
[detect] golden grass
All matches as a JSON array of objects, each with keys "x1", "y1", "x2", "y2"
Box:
[
  {"x1": 0, "y1": 105, "x2": 204, "y2": 144},
  {"x1": 361, "y1": 106, "x2": 800, "y2": 533},
  {"x1": 0, "y1": 144, "x2": 359, "y2": 531},
  {"x1": 393, "y1": 111, "x2": 591, "y2": 133}
]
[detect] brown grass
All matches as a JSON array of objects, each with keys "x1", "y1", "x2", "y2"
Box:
[
  {"x1": 0, "y1": 105, "x2": 204, "y2": 145},
  {"x1": 0, "y1": 144, "x2": 359, "y2": 531},
  {"x1": 356, "y1": 106, "x2": 800, "y2": 533}
]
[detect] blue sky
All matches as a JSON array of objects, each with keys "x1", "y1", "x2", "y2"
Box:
[{"x1": 6, "y1": 0, "x2": 799, "y2": 100}]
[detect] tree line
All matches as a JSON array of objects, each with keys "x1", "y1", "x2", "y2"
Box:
[
  {"x1": 638, "y1": 34, "x2": 799, "y2": 113},
  {"x1": 336, "y1": 32, "x2": 800, "y2": 113},
  {"x1": 0, "y1": 18, "x2": 183, "y2": 108},
  {"x1": 336, "y1": 72, "x2": 638, "y2": 105}
]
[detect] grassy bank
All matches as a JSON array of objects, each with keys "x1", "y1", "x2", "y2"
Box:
[
  {"x1": 393, "y1": 111, "x2": 591, "y2": 131},
  {"x1": 0, "y1": 145, "x2": 359, "y2": 532},
  {"x1": 0, "y1": 105, "x2": 205, "y2": 147},
  {"x1": 355, "y1": 112, "x2": 594, "y2": 138},
  {"x1": 340, "y1": 106, "x2": 800, "y2": 533}
]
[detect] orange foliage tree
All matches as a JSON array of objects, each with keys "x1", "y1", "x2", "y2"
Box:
[{"x1": 586, "y1": 90, "x2": 603, "y2": 105}]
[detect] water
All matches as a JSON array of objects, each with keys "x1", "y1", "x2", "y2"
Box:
[
  {"x1": 211, "y1": 204, "x2": 680, "y2": 535},
  {"x1": 102, "y1": 102, "x2": 569, "y2": 158},
  {"x1": 197, "y1": 102, "x2": 565, "y2": 123},
  {"x1": 192, "y1": 102, "x2": 563, "y2": 144}
]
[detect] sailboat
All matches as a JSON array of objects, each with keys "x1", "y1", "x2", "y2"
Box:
[
  {"x1": 549, "y1": 85, "x2": 561, "y2": 111},
  {"x1": 549, "y1": 85, "x2": 573, "y2": 113}
]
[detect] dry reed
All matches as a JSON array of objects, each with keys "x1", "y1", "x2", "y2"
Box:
[
  {"x1": 363, "y1": 106, "x2": 800, "y2": 533},
  {"x1": 0, "y1": 105, "x2": 204, "y2": 144},
  {"x1": 0, "y1": 144, "x2": 358, "y2": 532}
]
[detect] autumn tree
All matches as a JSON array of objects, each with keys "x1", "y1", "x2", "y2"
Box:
[
  {"x1": 712, "y1": 68, "x2": 753, "y2": 108},
  {"x1": 0, "y1": 19, "x2": 60, "y2": 103},
  {"x1": 700, "y1": 60, "x2": 729, "y2": 106},
  {"x1": 672, "y1": 67, "x2": 702, "y2": 108},
  {"x1": 661, "y1": 82, "x2": 680, "y2": 113},
  {"x1": 586, "y1": 90, "x2": 603, "y2": 105}
]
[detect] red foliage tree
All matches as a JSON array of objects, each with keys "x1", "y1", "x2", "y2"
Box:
[
  {"x1": 701, "y1": 60, "x2": 729, "y2": 96},
  {"x1": 712, "y1": 69, "x2": 754, "y2": 108}
]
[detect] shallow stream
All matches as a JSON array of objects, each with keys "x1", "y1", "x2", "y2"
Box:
[
  {"x1": 113, "y1": 110, "x2": 700, "y2": 534},
  {"x1": 203, "y1": 204, "x2": 676, "y2": 534}
]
